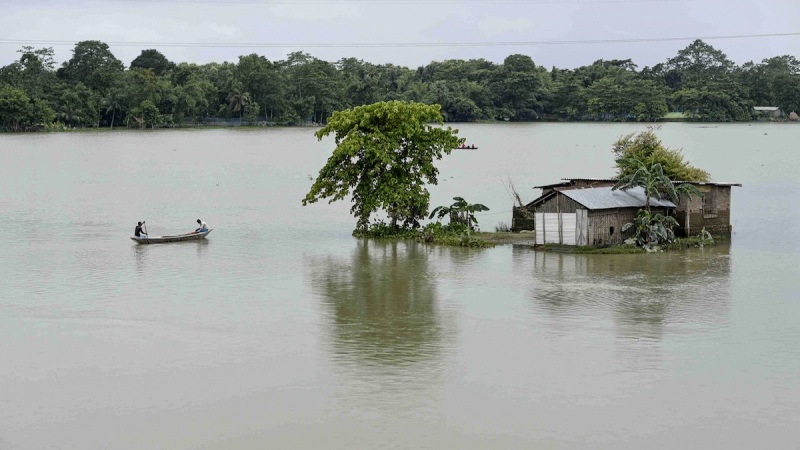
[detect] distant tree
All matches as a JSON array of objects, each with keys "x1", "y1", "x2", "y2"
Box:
[
  {"x1": 664, "y1": 39, "x2": 735, "y2": 90},
  {"x1": 492, "y1": 54, "x2": 549, "y2": 121},
  {"x1": 226, "y1": 88, "x2": 251, "y2": 118},
  {"x1": 128, "y1": 100, "x2": 162, "y2": 129},
  {"x1": 59, "y1": 40, "x2": 124, "y2": 93},
  {"x1": 0, "y1": 86, "x2": 31, "y2": 131},
  {"x1": 613, "y1": 129, "x2": 710, "y2": 181},
  {"x1": 130, "y1": 49, "x2": 175, "y2": 76},
  {"x1": 302, "y1": 101, "x2": 461, "y2": 231}
]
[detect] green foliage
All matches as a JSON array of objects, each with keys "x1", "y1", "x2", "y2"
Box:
[
  {"x1": 0, "y1": 85, "x2": 32, "y2": 131},
  {"x1": 614, "y1": 157, "x2": 704, "y2": 212},
  {"x1": 226, "y1": 88, "x2": 250, "y2": 117},
  {"x1": 130, "y1": 49, "x2": 175, "y2": 76},
  {"x1": 302, "y1": 101, "x2": 460, "y2": 231},
  {"x1": 697, "y1": 227, "x2": 714, "y2": 248},
  {"x1": 622, "y1": 209, "x2": 680, "y2": 248},
  {"x1": 353, "y1": 221, "x2": 493, "y2": 248},
  {"x1": 352, "y1": 220, "x2": 418, "y2": 239},
  {"x1": 2, "y1": 39, "x2": 800, "y2": 132},
  {"x1": 613, "y1": 130, "x2": 710, "y2": 182},
  {"x1": 420, "y1": 222, "x2": 493, "y2": 247},
  {"x1": 59, "y1": 40, "x2": 124, "y2": 94},
  {"x1": 128, "y1": 100, "x2": 162, "y2": 128},
  {"x1": 429, "y1": 196, "x2": 490, "y2": 230}
]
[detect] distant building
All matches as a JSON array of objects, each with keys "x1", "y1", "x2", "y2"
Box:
[
  {"x1": 753, "y1": 106, "x2": 782, "y2": 119},
  {"x1": 512, "y1": 178, "x2": 741, "y2": 245}
]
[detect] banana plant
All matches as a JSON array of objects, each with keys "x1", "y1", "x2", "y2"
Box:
[{"x1": 429, "y1": 197, "x2": 490, "y2": 230}]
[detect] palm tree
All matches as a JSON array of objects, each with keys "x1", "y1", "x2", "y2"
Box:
[
  {"x1": 429, "y1": 197, "x2": 490, "y2": 230},
  {"x1": 57, "y1": 92, "x2": 83, "y2": 125},
  {"x1": 226, "y1": 89, "x2": 251, "y2": 120},
  {"x1": 614, "y1": 158, "x2": 703, "y2": 248},
  {"x1": 613, "y1": 158, "x2": 701, "y2": 212},
  {"x1": 101, "y1": 94, "x2": 122, "y2": 130}
]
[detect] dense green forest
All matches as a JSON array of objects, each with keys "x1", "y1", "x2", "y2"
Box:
[{"x1": 0, "y1": 39, "x2": 798, "y2": 131}]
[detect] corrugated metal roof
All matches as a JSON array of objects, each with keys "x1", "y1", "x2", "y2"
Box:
[
  {"x1": 754, "y1": 106, "x2": 780, "y2": 111},
  {"x1": 674, "y1": 181, "x2": 742, "y2": 187},
  {"x1": 556, "y1": 186, "x2": 676, "y2": 210},
  {"x1": 534, "y1": 178, "x2": 742, "y2": 189}
]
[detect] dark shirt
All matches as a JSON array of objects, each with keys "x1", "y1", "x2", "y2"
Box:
[{"x1": 135, "y1": 225, "x2": 145, "y2": 237}]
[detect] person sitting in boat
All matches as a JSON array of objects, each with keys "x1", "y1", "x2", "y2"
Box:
[
  {"x1": 135, "y1": 221, "x2": 147, "y2": 237},
  {"x1": 461, "y1": 143, "x2": 466, "y2": 148},
  {"x1": 195, "y1": 219, "x2": 209, "y2": 233}
]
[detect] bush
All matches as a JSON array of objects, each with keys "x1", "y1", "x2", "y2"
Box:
[{"x1": 495, "y1": 221, "x2": 511, "y2": 232}]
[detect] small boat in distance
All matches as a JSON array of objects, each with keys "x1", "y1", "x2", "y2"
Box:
[
  {"x1": 454, "y1": 145, "x2": 478, "y2": 150},
  {"x1": 131, "y1": 229, "x2": 213, "y2": 244}
]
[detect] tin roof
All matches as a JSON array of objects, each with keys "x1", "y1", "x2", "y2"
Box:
[
  {"x1": 534, "y1": 178, "x2": 742, "y2": 189},
  {"x1": 533, "y1": 178, "x2": 616, "y2": 189},
  {"x1": 556, "y1": 186, "x2": 676, "y2": 210},
  {"x1": 754, "y1": 106, "x2": 780, "y2": 111}
]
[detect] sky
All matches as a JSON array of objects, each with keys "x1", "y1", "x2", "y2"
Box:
[{"x1": 0, "y1": 0, "x2": 798, "y2": 70}]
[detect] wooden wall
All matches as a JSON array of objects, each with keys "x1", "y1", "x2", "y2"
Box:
[
  {"x1": 674, "y1": 185, "x2": 733, "y2": 236},
  {"x1": 535, "y1": 194, "x2": 583, "y2": 214},
  {"x1": 511, "y1": 206, "x2": 535, "y2": 231}
]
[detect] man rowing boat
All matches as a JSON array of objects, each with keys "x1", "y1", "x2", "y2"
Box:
[{"x1": 195, "y1": 219, "x2": 209, "y2": 233}]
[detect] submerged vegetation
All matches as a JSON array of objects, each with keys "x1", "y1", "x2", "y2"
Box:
[
  {"x1": 1, "y1": 39, "x2": 799, "y2": 131},
  {"x1": 354, "y1": 221, "x2": 494, "y2": 248}
]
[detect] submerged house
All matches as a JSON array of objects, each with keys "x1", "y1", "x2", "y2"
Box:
[
  {"x1": 513, "y1": 178, "x2": 741, "y2": 245},
  {"x1": 528, "y1": 185, "x2": 675, "y2": 246}
]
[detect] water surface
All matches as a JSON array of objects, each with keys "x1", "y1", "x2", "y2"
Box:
[{"x1": 1, "y1": 123, "x2": 798, "y2": 449}]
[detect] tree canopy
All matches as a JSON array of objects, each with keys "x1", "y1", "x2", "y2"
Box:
[
  {"x1": 1, "y1": 39, "x2": 799, "y2": 131},
  {"x1": 612, "y1": 129, "x2": 710, "y2": 182},
  {"x1": 302, "y1": 101, "x2": 460, "y2": 231}
]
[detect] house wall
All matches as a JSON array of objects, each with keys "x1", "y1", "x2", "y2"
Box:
[
  {"x1": 587, "y1": 209, "x2": 638, "y2": 246},
  {"x1": 674, "y1": 185, "x2": 733, "y2": 236},
  {"x1": 535, "y1": 194, "x2": 583, "y2": 214},
  {"x1": 511, "y1": 206, "x2": 535, "y2": 231},
  {"x1": 588, "y1": 206, "x2": 674, "y2": 245}
]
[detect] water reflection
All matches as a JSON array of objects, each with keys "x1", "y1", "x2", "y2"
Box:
[
  {"x1": 528, "y1": 246, "x2": 732, "y2": 340},
  {"x1": 311, "y1": 240, "x2": 452, "y2": 370}
]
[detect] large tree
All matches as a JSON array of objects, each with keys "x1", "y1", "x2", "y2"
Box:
[
  {"x1": 302, "y1": 101, "x2": 461, "y2": 231},
  {"x1": 130, "y1": 49, "x2": 174, "y2": 76},
  {"x1": 59, "y1": 40, "x2": 124, "y2": 94},
  {"x1": 613, "y1": 129, "x2": 710, "y2": 181}
]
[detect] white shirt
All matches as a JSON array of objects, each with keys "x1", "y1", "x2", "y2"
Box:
[{"x1": 199, "y1": 220, "x2": 208, "y2": 230}]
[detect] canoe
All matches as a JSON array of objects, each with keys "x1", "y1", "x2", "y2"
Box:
[
  {"x1": 130, "y1": 229, "x2": 212, "y2": 244},
  {"x1": 455, "y1": 147, "x2": 478, "y2": 150}
]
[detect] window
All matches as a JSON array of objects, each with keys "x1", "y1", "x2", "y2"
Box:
[{"x1": 609, "y1": 226, "x2": 615, "y2": 236}]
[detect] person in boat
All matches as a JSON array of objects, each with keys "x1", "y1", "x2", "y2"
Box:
[
  {"x1": 134, "y1": 221, "x2": 147, "y2": 238},
  {"x1": 471, "y1": 144, "x2": 476, "y2": 149},
  {"x1": 195, "y1": 219, "x2": 209, "y2": 233},
  {"x1": 461, "y1": 143, "x2": 466, "y2": 148}
]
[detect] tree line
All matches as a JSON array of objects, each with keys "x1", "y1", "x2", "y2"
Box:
[{"x1": 0, "y1": 39, "x2": 798, "y2": 131}]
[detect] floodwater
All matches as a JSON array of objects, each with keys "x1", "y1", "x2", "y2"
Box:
[{"x1": 0, "y1": 123, "x2": 798, "y2": 449}]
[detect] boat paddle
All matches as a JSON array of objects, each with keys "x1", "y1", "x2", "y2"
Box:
[{"x1": 143, "y1": 220, "x2": 148, "y2": 237}]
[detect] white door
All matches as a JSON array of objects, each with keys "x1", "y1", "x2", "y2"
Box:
[{"x1": 561, "y1": 213, "x2": 577, "y2": 245}]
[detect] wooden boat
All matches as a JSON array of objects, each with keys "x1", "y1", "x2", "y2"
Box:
[
  {"x1": 130, "y1": 229, "x2": 212, "y2": 244},
  {"x1": 455, "y1": 146, "x2": 478, "y2": 150}
]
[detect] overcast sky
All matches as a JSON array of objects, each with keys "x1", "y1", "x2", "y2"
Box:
[{"x1": 1, "y1": 0, "x2": 798, "y2": 70}]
